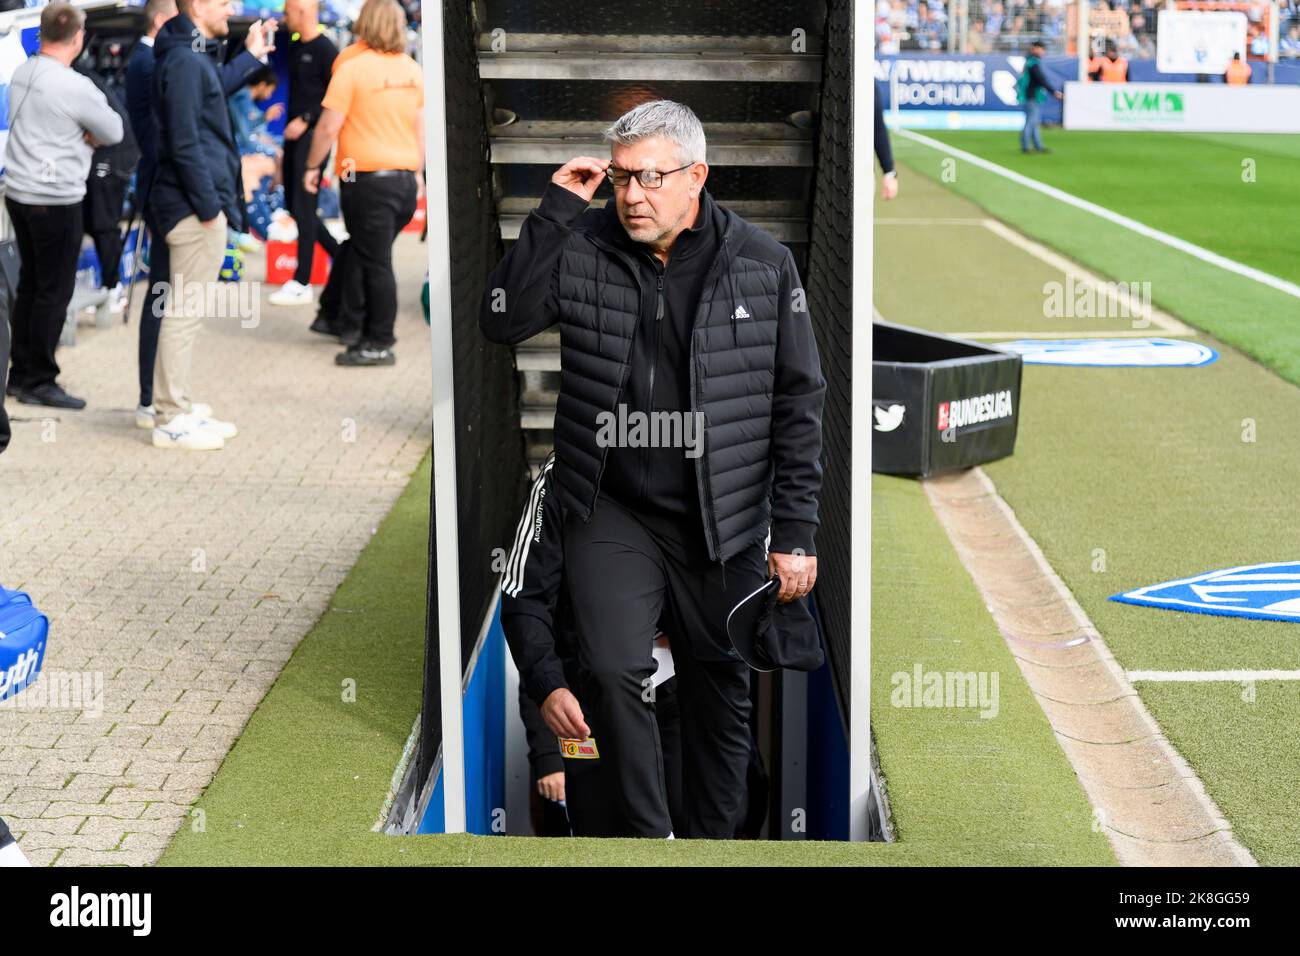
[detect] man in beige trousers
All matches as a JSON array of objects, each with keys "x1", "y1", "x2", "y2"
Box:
[{"x1": 147, "y1": 0, "x2": 250, "y2": 449}]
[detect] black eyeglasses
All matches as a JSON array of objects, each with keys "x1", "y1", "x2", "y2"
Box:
[{"x1": 605, "y1": 163, "x2": 694, "y2": 189}]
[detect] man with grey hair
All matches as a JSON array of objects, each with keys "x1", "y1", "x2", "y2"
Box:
[{"x1": 482, "y1": 99, "x2": 825, "y2": 838}]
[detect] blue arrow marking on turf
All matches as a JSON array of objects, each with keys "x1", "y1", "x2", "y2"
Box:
[{"x1": 1110, "y1": 562, "x2": 1300, "y2": 622}]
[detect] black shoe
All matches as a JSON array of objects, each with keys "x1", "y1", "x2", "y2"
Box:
[
  {"x1": 309, "y1": 315, "x2": 341, "y2": 339},
  {"x1": 335, "y1": 346, "x2": 396, "y2": 367},
  {"x1": 17, "y1": 382, "x2": 86, "y2": 409},
  {"x1": 5, "y1": 382, "x2": 21, "y2": 398}
]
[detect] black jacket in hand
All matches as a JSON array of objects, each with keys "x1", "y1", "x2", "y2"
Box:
[{"x1": 481, "y1": 183, "x2": 827, "y2": 565}]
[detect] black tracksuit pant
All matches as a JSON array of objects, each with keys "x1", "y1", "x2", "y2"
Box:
[
  {"x1": 283, "y1": 130, "x2": 339, "y2": 285},
  {"x1": 563, "y1": 490, "x2": 765, "y2": 838},
  {"x1": 4, "y1": 198, "x2": 83, "y2": 392}
]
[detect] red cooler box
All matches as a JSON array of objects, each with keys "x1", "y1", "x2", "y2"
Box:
[
  {"x1": 266, "y1": 241, "x2": 331, "y2": 285},
  {"x1": 403, "y1": 196, "x2": 427, "y2": 234}
]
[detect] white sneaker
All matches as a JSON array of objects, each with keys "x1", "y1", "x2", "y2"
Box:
[
  {"x1": 153, "y1": 412, "x2": 225, "y2": 450},
  {"x1": 108, "y1": 284, "x2": 127, "y2": 314},
  {"x1": 138, "y1": 401, "x2": 211, "y2": 430},
  {"x1": 269, "y1": 280, "x2": 313, "y2": 306},
  {"x1": 192, "y1": 409, "x2": 237, "y2": 440}
]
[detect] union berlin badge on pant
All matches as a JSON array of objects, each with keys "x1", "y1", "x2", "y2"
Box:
[{"x1": 558, "y1": 737, "x2": 600, "y2": 759}]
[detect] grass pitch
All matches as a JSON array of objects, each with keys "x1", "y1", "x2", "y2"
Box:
[{"x1": 879, "y1": 133, "x2": 1300, "y2": 864}]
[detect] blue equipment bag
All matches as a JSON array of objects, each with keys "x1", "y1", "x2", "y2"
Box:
[{"x1": 0, "y1": 585, "x2": 49, "y2": 703}]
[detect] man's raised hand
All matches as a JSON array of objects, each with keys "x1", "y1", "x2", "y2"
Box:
[
  {"x1": 551, "y1": 156, "x2": 608, "y2": 203},
  {"x1": 540, "y1": 687, "x2": 590, "y2": 740}
]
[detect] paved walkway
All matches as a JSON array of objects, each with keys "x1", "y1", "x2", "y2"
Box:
[{"x1": 0, "y1": 236, "x2": 433, "y2": 865}]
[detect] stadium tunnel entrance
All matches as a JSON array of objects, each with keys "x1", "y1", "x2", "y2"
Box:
[{"x1": 387, "y1": 0, "x2": 880, "y2": 841}]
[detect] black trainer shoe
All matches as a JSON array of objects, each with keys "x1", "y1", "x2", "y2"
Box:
[
  {"x1": 309, "y1": 315, "x2": 340, "y2": 339},
  {"x1": 17, "y1": 383, "x2": 86, "y2": 409},
  {"x1": 335, "y1": 346, "x2": 396, "y2": 367}
]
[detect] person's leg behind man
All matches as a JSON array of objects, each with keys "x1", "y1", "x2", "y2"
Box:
[
  {"x1": 312, "y1": 238, "x2": 357, "y2": 343},
  {"x1": 137, "y1": 212, "x2": 170, "y2": 417}
]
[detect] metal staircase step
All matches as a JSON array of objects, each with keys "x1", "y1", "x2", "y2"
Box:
[
  {"x1": 479, "y1": 49, "x2": 822, "y2": 83},
  {"x1": 476, "y1": 33, "x2": 823, "y2": 55},
  {"x1": 490, "y1": 121, "x2": 812, "y2": 167}
]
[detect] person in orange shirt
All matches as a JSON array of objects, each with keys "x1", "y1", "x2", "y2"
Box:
[
  {"x1": 1098, "y1": 43, "x2": 1128, "y2": 83},
  {"x1": 1085, "y1": 51, "x2": 1103, "y2": 82},
  {"x1": 303, "y1": 0, "x2": 423, "y2": 366},
  {"x1": 1225, "y1": 52, "x2": 1252, "y2": 85}
]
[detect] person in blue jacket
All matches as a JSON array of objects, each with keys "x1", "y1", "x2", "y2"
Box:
[{"x1": 1019, "y1": 41, "x2": 1064, "y2": 154}]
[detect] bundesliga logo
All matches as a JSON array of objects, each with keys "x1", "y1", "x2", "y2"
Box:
[{"x1": 937, "y1": 390, "x2": 1014, "y2": 432}]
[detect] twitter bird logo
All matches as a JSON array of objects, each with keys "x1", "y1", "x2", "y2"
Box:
[{"x1": 873, "y1": 403, "x2": 905, "y2": 432}]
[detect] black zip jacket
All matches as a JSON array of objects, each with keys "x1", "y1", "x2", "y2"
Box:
[
  {"x1": 600, "y1": 190, "x2": 718, "y2": 535},
  {"x1": 481, "y1": 182, "x2": 825, "y2": 564},
  {"x1": 148, "y1": 14, "x2": 255, "y2": 235}
]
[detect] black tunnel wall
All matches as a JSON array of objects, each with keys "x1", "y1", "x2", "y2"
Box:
[
  {"x1": 804, "y1": 0, "x2": 853, "y2": 723},
  {"x1": 419, "y1": 0, "x2": 529, "y2": 787}
]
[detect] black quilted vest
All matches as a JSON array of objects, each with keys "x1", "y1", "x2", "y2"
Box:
[{"x1": 551, "y1": 194, "x2": 787, "y2": 564}]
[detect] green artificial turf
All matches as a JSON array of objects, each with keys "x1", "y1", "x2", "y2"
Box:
[
  {"x1": 160, "y1": 446, "x2": 1112, "y2": 865},
  {"x1": 1141, "y1": 682, "x2": 1300, "y2": 867},
  {"x1": 924, "y1": 130, "x2": 1300, "y2": 285},
  {"x1": 890, "y1": 130, "x2": 1300, "y2": 387},
  {"x1": 870, "y1": 475, "x2": 1116, "y2": 866},
  {"x1": 875, "y1": 161, "x2": 1300, "y2": 865}
]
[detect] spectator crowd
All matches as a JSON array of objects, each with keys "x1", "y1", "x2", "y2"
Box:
[
  {"x1": 878, "y1": 0, "x2": 1300, "y2": 59},
  {"x1": 2, "y1": 0, "x2": 426, "y2": 453}
]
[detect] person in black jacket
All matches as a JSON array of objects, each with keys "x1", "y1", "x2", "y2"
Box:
[
  {"x1": 267, "y1": 0, "x2": 339, "y2": 308},
  {"x1": 146, "y1": 0, "x2": 256, "y2": 451},
  {"x1": 504, "y1": 453, "x2": 684, "y2": 837},
  {"x1": 481, "y1": 100, "x2": 826, "y2": 839},
  {"x1": 124, "y1": 0, "x2": 271, "y2": 431}
]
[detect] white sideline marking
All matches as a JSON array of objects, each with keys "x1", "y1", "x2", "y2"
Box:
[
  {"x1": 952, "y1": 329, "x2": 1192, "y2": 339},
  {"x1": 981, "y1": 219, "x2": 1192, "y2": 335},
  {"x1": 898, "y1": 128, "x2": 1300, "y2": 302},
  {"x1": 1129, "y1": 670, "x2": 1300, "y2": 682}
]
